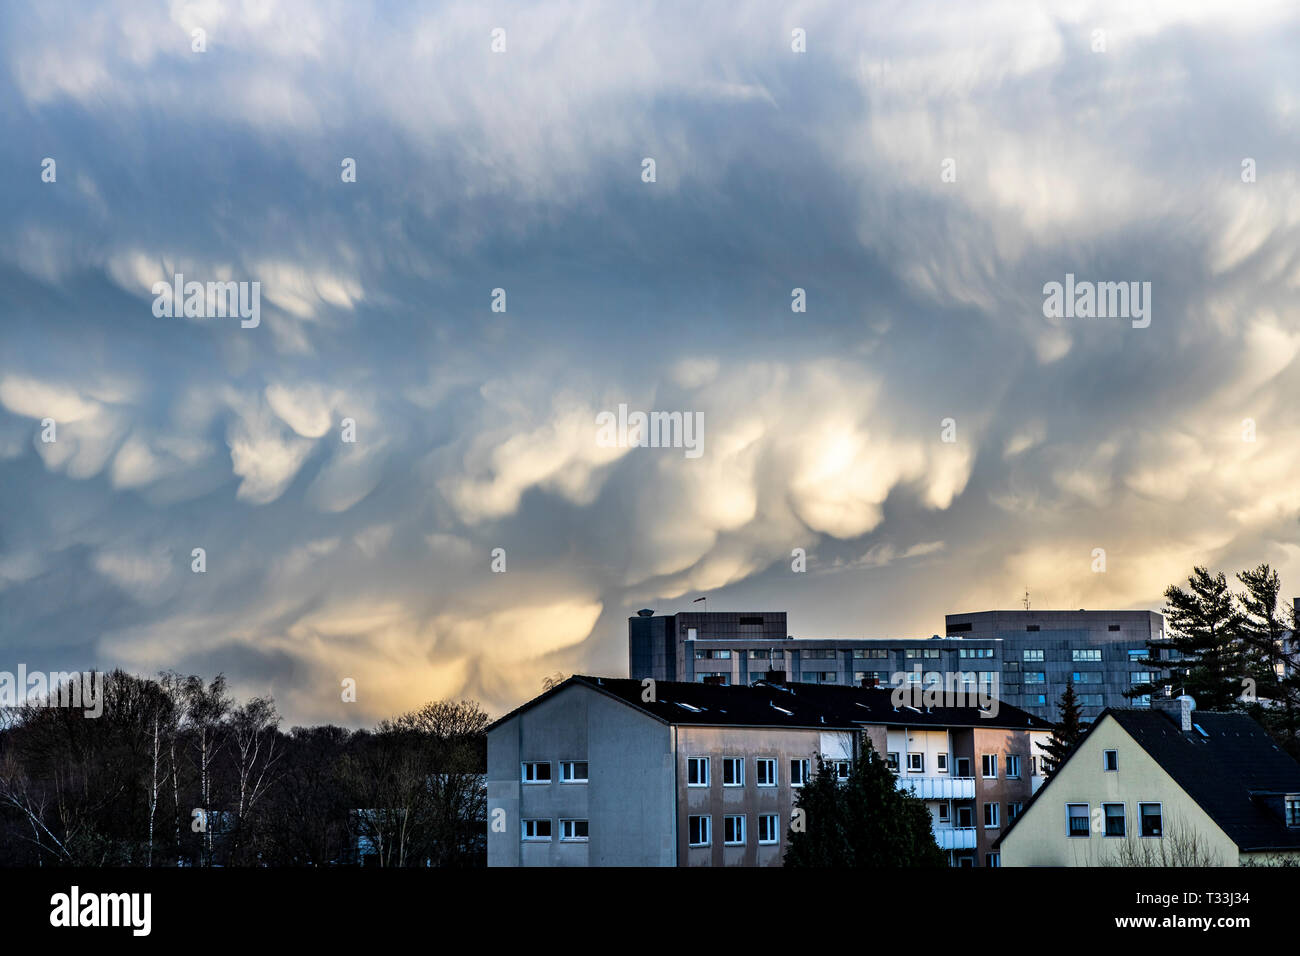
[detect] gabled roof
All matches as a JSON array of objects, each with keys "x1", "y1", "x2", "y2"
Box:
[
  {"x1": 995, "y1": 708, "x2": 1300, "y2": 852},
  {"x1": 487, "y1": 675, "x2": 1052, "y2": 734}
]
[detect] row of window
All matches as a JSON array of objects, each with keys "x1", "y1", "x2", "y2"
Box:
[
  {"x1": 522, "y1": 819, "x2": 589, "y2": 842},
  {"x1": 687, "y1": 756, "x2": 812, "y2": 787},
  {"x1": 704, "y1": 645, "x2": 1157, "y2": 665},
  {"x1": 521, "y1": 761, "x2": 587, "y2": 784},
  {"x1": 938, "y1": 801, "x2": 1024, "y2": 828},
  {"x1": 688, "y1": 814, "x2": 782, "y2": 847},
  {"x1": 1066, "y1": 802, "x2": 1163, "y2": 838}
]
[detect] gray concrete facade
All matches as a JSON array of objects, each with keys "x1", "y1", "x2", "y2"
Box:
[{"x1": 629, "y1": 609, "x2": 1170, "y2": 721}]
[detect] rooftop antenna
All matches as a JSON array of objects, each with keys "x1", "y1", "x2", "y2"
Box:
[{"x1": 1022, "y1": 588, "x2": 1031, "y2": 611}]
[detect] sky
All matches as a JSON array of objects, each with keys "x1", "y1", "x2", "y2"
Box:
[{"x1": 2, "y1": 0, "x2": 1299, "y2": 727}]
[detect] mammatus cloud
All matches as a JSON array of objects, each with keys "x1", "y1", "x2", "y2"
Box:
[{"x1": 1, "y1": 0, "x2": 1298, "y2": 723}]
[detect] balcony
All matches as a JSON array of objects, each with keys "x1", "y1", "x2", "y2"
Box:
[
  {"x1": 932, "y1": 826, "x2": 977, "y2": 850},
  {"x1": 897, "y1": 776, "x2": 976, "y2": 800}
]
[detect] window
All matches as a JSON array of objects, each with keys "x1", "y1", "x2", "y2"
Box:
[
  {"x1": 749, "y1": 649, "x2": 771, "y2": 660},
  {"x1": 758, "y1": 814, "x2": 779, "y2": 844},
  {"x1": 1103, "y1": 750, "x2": 1118, "y2": 772},
  {"x1": 560, "y1": 760, "x2": 588, "y2": 783},
  {"x1": 833, "y1": 760, "x2": 851, "y2": 781},
  {"x1": 790, "y1": 759, "x2": 810, "y2": 787},
  {"x1": 979, "y1": 671, "x2": 997, "y2": 685},
  {"x1": 1072, "y1": 671, "x2": 1102, "y2": 684},
  {"x1": 688, "y1": 815, "x2": 711, "y2": 847},
  {"x1": 1025, "y1": 625, "x2": 1040, "y2": 632},
  {"x1": 936, "y1": 753, "x2": 948, "y2": 773},
  {"x1": 723, "y1": 815, "x2": 746, "y2": 845},
  {"x1": 687, "y1": 756, "x2": 709, "y2": 787},
  {"x1": 801, "y1": 671, "x2": 836, "y2": 683},
  {"x1": 885, "y1": 752, "x2": 900, "y2": 773},
  {"x1": 957, "y1": 855, "x2": 975, "y2": 867},
  {"x1": 986, "y1": 852, "x2": 1001, "y2": 867},
  {"x1": 1131, "y1": 672, "x2": 1154, "y2": 684},
  {"x1": 1029, "y1": 756, "x2": 1038, "y2": 776},
  {"x1": 1023, "y1": 649, "x2": 1044, "y2": 661},
  {"x1": 1072, "y1": 649, "x2": 1102, "y2": 662},
  {"x1": 1008, "y1": 802, "x2": 1024, "y2": 822},
  {"x1": 905, "y1": 648, "x2": 941, "y2": 659},
  {"x1": 722, "y1": 757, "x2": 744, "y2": 787},
  {"x1": 1079, "y1": 694, "x2": 1103, "y2": 707},
  {"x1": 522, "y1": 819, "x2": 552, "y2": 841},
  {"x1": 522, "y1": 762, "x2": 551, "y2": 784},
  {"x1": 1005, "y1": 754, "x2": 1021, "y2": 779},
  {"x1": 1028, "y1": 694, "x2": 1047, "y2": 705},
  {"x1": 1127, "y1": 648, "x2": 1146, "y2": 660},
  {"x1": 982, "y1": 754, "x2": 998, "y2": 778},
  {"x1": 1108, "y1": 624, "x2": 1121, "y2": 632},
  {"x1": 756, "y1": 758, "x2": 777, "y2": 787},
  {"x1": 686, "y1": 627, "x2": 697, "y2": 640},
  {"x1": 907, "y1": 752, "x2": 924, "y2": 773},
  {"x1": 694, "y1": 648, "x2": 731, "y2": 659},
  {"x1": 1285, "y1": 796, "x2": 1300, "y2": 828},
  {"x1": 960, "y1": 647, "x2": 994, "y2": 659},
  {"x1": 1103, "y1": 804, "x2": 1125, "y2": 837},
  {"x1": 1024, "y1": 672, "x2": 1046, "y2": 684},
  {"x1": 938, "y1": 803, "x2": 950, "y2": 822},
  {"x1": 948, "y1": 622, "x2": 972, "y2": 633},
  {"x1": 983, "y1": 802, "x2": 1000, "y2": 828},
  {"x1": 955, "y1": 757, "x2": 971, "y2": 777},
  {"x1": 1140, "y1": 803, "x2": 1163, "y2": 837},
  {"x1": 956, "y1": 806, "x2": 974, "y2": 828},
  {"x1": 1068, "y1": 804, "x2": 1090, "y2": 837},
  {"x1": 560, "y1": 819, "x2": 589, "y2": 842}
]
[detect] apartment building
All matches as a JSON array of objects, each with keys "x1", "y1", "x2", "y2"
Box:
[
  {"x1": 629, "y1": 608, "x2": 1168, "y2": 721},
  {"x1": 486, "y1": 675, "x2": 1051, "y2": 867},
  {"x1": 997, "y1": 698, "x2": 1300, "y2": 866}
]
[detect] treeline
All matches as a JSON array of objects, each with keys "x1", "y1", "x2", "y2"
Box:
[
  {"x1": 0, "y1": 670, "x2": 487, "y2": 867},
  {"x1": 1131, "y1": 563, "x2": 1299, "y2": 757}
]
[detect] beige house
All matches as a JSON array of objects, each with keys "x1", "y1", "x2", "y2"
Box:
[{"x1": 997, "y1": 701, "x2": 1300, "y2": 866}]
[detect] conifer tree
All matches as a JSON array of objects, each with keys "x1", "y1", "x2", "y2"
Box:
[{"x1": 1038, "y1": 679, "x2": 1084, "y2": 777}]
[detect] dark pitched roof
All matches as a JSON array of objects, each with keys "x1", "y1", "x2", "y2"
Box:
[
  {"x1": 995, "y1": 708, "x2": 1300, "y2": 851},
  {"x1": 487, "y1": 674, "x2": 1052, "y2": 734}
]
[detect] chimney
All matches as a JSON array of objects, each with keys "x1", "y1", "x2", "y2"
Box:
[{"x1": 1155, "y1": 693, "x2": 1195, "y2": 731}]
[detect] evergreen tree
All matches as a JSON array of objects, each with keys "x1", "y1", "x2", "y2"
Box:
[
  {"x1": 1038, "y1": 679, "x2": 1084, "y2": 777},
  {"x1": 784, "y1": 737, "x2": 946, "y2": 867},
  {"x1": 1130, "y1": 567, "x2": 1243, "y2": 711},
  {"x1": 1237, "y1": 564, "x2": 1300, "y2": 757}
]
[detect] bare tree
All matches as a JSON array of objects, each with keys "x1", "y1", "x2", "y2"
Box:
[{"x1": 227, "y1": 697, "x2": 282, "y2": 863}]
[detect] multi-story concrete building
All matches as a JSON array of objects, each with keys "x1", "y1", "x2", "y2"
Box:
[
  {"x1": 629, "y1": 608, "x2": 1169, "y2": 721},
  {"x1": 486, "y1": 675, "x2": 1051, "y2": 867}
]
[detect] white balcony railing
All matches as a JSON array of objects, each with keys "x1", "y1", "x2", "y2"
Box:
[
  {"x1": 933, "y1": 826, "x2": 977, "y2": 850},
  {"x1": 896, "y1": 775, "x2": 976, "y2": 800}
]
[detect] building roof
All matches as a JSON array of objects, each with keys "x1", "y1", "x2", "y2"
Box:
[
  {"x1": 487, "y1": 674, "x2": 1053, "y2": 734},
  {"x1": 995, "y1": 708, "x2": 1300, "y2": 852}
]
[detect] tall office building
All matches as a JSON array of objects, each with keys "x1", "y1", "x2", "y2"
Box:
[{"x1": 629, "y1": 608, "x2": 1168, "y2": 721}]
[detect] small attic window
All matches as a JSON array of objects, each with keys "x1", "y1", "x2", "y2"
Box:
[
  {"x1": 1192, "y1": 723, "x2": 1209, "y2": 738},
  {"x1": 769, "y1": 701, "x2": 794, "y2": 716},
  {"x1": 674, "y1": 702, "x2": 704, "y2": 713}
]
